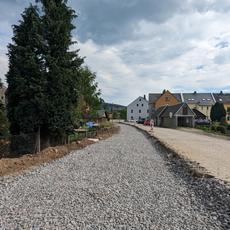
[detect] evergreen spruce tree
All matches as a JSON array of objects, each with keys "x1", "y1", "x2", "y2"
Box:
[
  {"x1": 6, "y1": 5, "x2": 46, "y2": 136},
  {"x1": 210, "y1": 102, "x2": 226, "y2": 122},
  {"x1": 37, "y1": 0, "x2": 83, "y2": 142}
]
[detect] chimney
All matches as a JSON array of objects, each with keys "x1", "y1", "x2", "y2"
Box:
[
  {"x1": 144, "y1": 94, "x2": 146, "y2": 100},
  {"x1": 193, "y1": 91, "x2": 197, "y2": 95}
]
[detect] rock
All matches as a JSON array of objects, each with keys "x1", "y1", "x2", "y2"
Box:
[{"x1": 87, "y1": 138, "x2": 99, "y2": 142}]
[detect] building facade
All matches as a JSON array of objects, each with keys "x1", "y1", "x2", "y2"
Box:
[
  {"x1": 127, "y1": 96, "x2": 149, "y2": 121},
  {"x1": 154, "y1": 103, "x2": 195, "y2": 128},
  {"x1": 182, "y1": 92, "x2": 215, "y2": 120},
  {"x1": 149, "y1": 90, "x2": 216, "y2": 120},
  {"x1": 149, "y1": 90, "x2": 182, "y2": 118}
]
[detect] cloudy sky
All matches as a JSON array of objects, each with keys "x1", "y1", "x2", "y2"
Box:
[{"x1": 1, "y1": 0, "x2": 230, "y2": 105}]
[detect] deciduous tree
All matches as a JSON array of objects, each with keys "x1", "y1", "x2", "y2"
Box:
[{"x1": 74, "y1": 66, "x2": 100, "y2": 121}]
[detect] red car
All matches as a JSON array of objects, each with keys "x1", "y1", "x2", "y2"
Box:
[{"x1": 144, "y1": 119, "x2": 151, "y2": 126}]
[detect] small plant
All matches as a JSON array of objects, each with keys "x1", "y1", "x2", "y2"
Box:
[
  {"x1": 100, "y1": 121, "x2": 113, "y2": 129},
  {"x1": 211, "y1": 125, "x2": 217, "y2": 132},
  {"x1": 196, "y1": 125, "x2": 210, "y2": 132},
  {"x1": 220, "y1": 116, "x2": 228, "y2": 126},
  {"x1": 216, "y1": 126, "x2": 226, "y2": 134}
]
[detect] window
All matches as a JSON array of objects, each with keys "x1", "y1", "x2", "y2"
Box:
[
  {"x1": 131, "y1": 109, "x2": 133, "y2": 113},
  {"x1": 137, "y1": 104, "x2": 139, "y2": 107},
  {"x1": 139, "y1": 110, "x2": 141, "y2": 113},
  {"x1": 142, "y1": 104, "x2": 144, "y2": 107},
  {"x1": 139, "y1": 98, "x2": 141, "y2": 101},
  {"x1": 147, "y1": 109, "x2": 149, "y2": 113},
  {"x1": 131, "y1": 116, "x2": 134, "y2": 120},
  {"x1": 207, "y1": 106, "x2": 209, "y2": 110},
  {"x1": 227, "y1": 116, "x2": 230, "y2": 121},
  {"x1": 183, "y1": 107, "x2": 188, "y2": 115},
  {"x1": 165, "y1": 97, "x2": 169, "y2": 102}
]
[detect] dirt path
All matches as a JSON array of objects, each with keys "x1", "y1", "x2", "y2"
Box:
[{"x1": 133, "y1": 123, "x2": 230, "y2": 183}]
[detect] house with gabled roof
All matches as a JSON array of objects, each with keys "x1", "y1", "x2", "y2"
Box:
[
  {"x1": 182, "y1": 92, "x2": 215, "y2": 120},
  {"x1": 154, "y1": 103, "x2": 195, "y2": 128},
  {"x1": 148, "y1": 90, "x2": 182, "y2": 118},
  {"x1": 127, "y1": 95, "x2": 149, "y2": 121}
]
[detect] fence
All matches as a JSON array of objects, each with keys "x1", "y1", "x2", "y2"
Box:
[
  {"x1": 69, "y1": 127, "x2": 110, "y2": 142},
  {"x1": 0, "y1": 139, "x2": 10, "y2": 158},
  {"x1": 0, "y1": 127, "x2": 112, "y2": 157}
]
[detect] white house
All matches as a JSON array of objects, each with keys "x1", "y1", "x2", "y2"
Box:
[{"x1": 127, "y1": 96, "x2": 149, "y2": 121}]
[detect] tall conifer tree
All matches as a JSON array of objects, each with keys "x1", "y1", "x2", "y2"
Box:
[
  {"x1": 6, "y1": 5, "x2": 46, "y2": 135},
  {"x1": 37, "y1": 0, "x2": 83, "y2": 140}
]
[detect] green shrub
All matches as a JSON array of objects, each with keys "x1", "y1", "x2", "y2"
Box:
[
  {"x1": 220, "y1": 116, "x2": 228, "y2": 126},
  {"x1": 195, "y1": 125, "x2": 211, "y2": 133},
  {"x1": 216, "y1": 126, "x2": 226, "y2": 134},
  {"x1": 100, "y1": 121, "x2": 112, "y2": 129},
  {"x1": 211, "y1": 125, "x2": 217, "y2": 132}
]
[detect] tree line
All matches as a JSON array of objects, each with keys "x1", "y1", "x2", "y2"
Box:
[{"x1": 5, "y1": 0, "x2": 100, "y2": 149}]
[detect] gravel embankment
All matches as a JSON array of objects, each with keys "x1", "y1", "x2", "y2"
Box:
[{"x1": 0, "y1": 124, "x2": 229, "y2": 229}]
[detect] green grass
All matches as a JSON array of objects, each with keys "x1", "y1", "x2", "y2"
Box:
[{"x1": 195, "y1": 123, "x2": 230, "y2": 136}]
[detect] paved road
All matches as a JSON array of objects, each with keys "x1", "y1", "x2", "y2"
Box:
[{"x1": 0, "y1": 125, "x2": 226, "y2": 229}]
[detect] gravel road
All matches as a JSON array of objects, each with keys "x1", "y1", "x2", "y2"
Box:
[{"x1": 0, "y1": 124, "x2": 229, "y2": 229}]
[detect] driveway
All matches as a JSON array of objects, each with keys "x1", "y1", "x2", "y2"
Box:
[{"x1": 0, "y1": 125, "x2": 229, "y2": 229}]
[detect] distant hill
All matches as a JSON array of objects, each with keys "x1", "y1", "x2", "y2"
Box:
[{"x1": 101, "y1": 102, "x2": 126, "y2": 112}]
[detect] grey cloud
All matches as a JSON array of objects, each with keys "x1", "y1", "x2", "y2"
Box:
[
  {"x1": 0, "y1": 0, "x2": 30, "y2": 22},
  {"x1": 72, "y1": 0, "x2": 230, "y2": 45},
  {"x1": 196, "y1": 65, "x2": 204, "y2": 70},
  {"x1": 191, "y1": 0, "x2": 230, "y2": 13},
  {"x1": 72, "y1": 0, "x2": 187, "y2": 44},
  {"x1": 215, "y1": 41, "x2": 229, "y2": 49},
  {"x1": 214, "y1": 52, "x2": 230, "y2": 65}
]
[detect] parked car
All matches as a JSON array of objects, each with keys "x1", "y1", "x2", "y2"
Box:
[
  {"x1": 137, "y1": 118, "x2": 145, "y2": 124},
  {"x1": 144, "y1": 119, "x2": 151, "y2": 126},
  {"x1": 195, "y1": 119, "x2": 210, "y2": 125}
]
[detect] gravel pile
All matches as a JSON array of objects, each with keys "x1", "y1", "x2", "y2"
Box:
[{"x1": 0, "y1": 124, "x2": 229, "y2": 229}]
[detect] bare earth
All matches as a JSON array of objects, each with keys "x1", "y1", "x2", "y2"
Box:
[
  {"x1": 0, "y1": 126, "x2": 119, "y2": 177},
  {"x1": 132, "y1": 123, "x2": 230, "y2": 183}
]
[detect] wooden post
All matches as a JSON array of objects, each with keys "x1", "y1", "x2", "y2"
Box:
[{"x1": 37, "y1": 126, "x2": 41, "y2": 153}]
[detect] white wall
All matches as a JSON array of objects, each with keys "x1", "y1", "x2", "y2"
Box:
[{"x1": 127, "y1": 96, "x2": 149, "y2": 121}]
